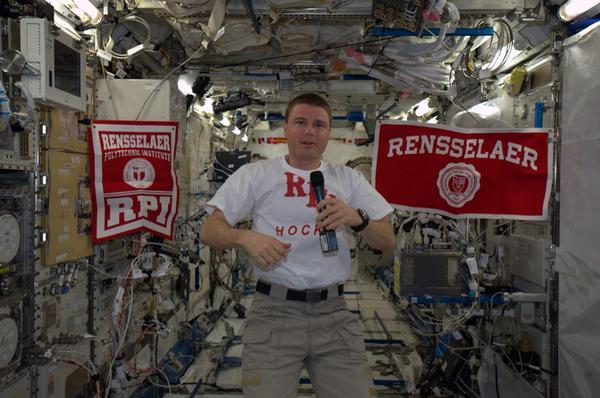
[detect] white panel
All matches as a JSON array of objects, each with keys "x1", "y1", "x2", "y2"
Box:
[
  {"x1": 557, "y1": 273, "x2": 600, "y2": 398},
  {"x1": 507, "y1": 235, "x2": 547, "y2": 287},
  {"x1": 560, "y1": 22, "x2": 600, "y2": 279},
  {"x1": 0, "y1": 373, "x2": 31, "y2": 397},
  {"x1": 94, "y1": 79, "x2": 184, "y2": 122},
  {"x1": 23, "y1": 21, "x2": 43, "y2": 98},
  {"x1": 558, "y1": 21, "x2": 600, "y2": 398},
  {"x1": 20, "y1": 18, "x2": 86, "y2": 112},
  {"x1": 36, "y1": 362, "x2": 85, "y2": 398}
]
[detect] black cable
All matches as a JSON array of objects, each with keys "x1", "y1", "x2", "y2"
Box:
[
  {"x1": 367, "y1": 38, "x2": 391, "y2": 75},
  {"x1": 356, "y1": 234, "x2": 369, "y2": 251},
  {"x1": 188, "y1": 378, "x2": 204, "y2": 398},
  {"x1": 495, "y1": 361, "x2": 501, "y2": 398},
  {"x1": 154, "y1": 333, "x2": 159, "y2": 367}
]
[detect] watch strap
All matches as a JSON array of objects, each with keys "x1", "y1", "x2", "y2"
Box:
[{"x1": 351, "y1": 208, "x2": 369, "y2": 232}]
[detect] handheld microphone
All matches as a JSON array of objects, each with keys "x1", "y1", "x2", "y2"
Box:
[{"x1": 310, "y1": 171, "x2": 338, "y2": 254}]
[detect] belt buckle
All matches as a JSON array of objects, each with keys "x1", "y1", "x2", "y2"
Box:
[{"x1": 305, "y1": 288, "x2": 323, "y2": 303}]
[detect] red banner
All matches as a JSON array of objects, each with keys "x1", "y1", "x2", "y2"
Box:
[
  {"x1": 90, "y1": 120, "x2": 179, "y2": 242},
  {"x1": 373, "y1": 121, "x2": 553, "y2": 220}
]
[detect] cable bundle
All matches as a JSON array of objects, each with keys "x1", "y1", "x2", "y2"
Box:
[
  {"x1": 458, "y1": 19, "x2": 514, "y2": 80},
  {"x1": 342, "y1": 2, "x2": 463, "y2": 96}
]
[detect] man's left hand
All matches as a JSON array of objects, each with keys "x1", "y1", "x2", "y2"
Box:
[{"x1": 315, "y1": 197, "x2": 362, "y2": 231}]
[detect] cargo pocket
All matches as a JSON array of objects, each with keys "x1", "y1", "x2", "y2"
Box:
[
  {"x1": 241, "y1": 321, "x2": 279, "y2": 370},
  {"x1": 337, "y1": 320, "x2": 368, "y2": 361}
]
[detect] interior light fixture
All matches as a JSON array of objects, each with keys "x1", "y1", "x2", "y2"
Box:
[
  {"x1": 217, "y1": 114, "x2": 231, "y2": 127},
  {"x1": 413, "y1": 98, "x2": 433, "y2": 117},
  {"x1": 46, "y1": 0, "x2": 102, "y2": 25},
  {"x1": 450, "y1": 98, "x2": 506, "y2": 128},
  {"x1": 241, "y1": 133, "x2": 249, "y2": 142},
  {"x1": 232, "y1": 126, "x2": 242, "y2": 135},
  {"x1": 558, "y1": 0, "x2": 600, "y2": 22},
  {"x1": 178, "y1": 73, "x2": 211, "y2": 97},
  {"x1": 193, "y1": 98, "x2": 214, "y2": 114},
  {"x1": 39, "y1": 122, "x2": 48, "y2": 136},
  {"x1": 469, "y1": 100, "x2": 502, "y2": 118},
  {"x1": 177, "y1": 72, "x2": 196, "y2": 96}
]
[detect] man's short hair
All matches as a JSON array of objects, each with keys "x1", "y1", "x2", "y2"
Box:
[{"x1": 285, "y1": 93, "x2": 332, "y2": 124}]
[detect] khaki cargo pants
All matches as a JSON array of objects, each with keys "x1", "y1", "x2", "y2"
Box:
[{"x1": 241, "y1": 292, "x2": 377, "y2": 398}]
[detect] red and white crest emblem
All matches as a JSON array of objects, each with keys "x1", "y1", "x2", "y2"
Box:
[
  {"x1": 123, "y1": 158, "x2": 155, "y2": 189},
  {"x1": 436, "y1": 163, "x2": 481, "y2": 208}
]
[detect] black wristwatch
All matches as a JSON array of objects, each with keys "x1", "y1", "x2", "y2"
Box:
[{"x1": 351, "y1": 208, "x2": 370, "y2": 233}]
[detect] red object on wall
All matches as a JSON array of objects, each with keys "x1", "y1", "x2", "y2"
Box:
[
  {"x1": 372, "y1": 121, "x2": 553, "y2": 220},
  {"x1": 90, "y1": 120, "x2": 179, "y2": 242}
]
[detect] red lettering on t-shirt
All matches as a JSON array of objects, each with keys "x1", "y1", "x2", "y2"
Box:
[
  {"x1": 284, "y1": 172, "x2": 335, "y2": 209},
  {"x1": 274, "y1": 224, "x2": 322, "y2": 237},
  {"x1": 284, "y1": 172, "x2": 307, "y2": 198}
]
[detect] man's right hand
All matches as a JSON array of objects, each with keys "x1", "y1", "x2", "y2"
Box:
[{"x1": 238, "y1": 230, "x2": 291, "y2": 270}]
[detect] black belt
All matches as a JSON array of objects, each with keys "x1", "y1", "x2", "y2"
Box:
[{"x1": 256, "y1": 280, "x2": 344, "y2": 303}]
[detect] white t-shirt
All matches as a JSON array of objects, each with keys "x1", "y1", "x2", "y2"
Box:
[{"x1": 206, "y1": 156, "x2": 393, "y2": 289}]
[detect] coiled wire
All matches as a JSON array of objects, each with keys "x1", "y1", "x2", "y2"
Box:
[{"x1": 102, "y1": 14, "x2": 152, "y2": 60}]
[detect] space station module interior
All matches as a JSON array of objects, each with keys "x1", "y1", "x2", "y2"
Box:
[{"x1": 0, "y1": 0, "x2": 599, "y2": 397}]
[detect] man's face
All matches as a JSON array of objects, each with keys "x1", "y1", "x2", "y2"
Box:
[{"x1": 284, "y1": 103, "x2": 331, "y2": 169}]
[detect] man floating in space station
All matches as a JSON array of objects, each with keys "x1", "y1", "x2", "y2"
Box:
[{"x1": 201, "y1": 93, "x2": 396, "y2": 398}]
